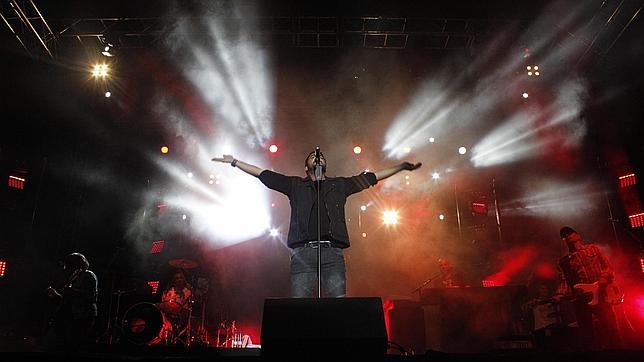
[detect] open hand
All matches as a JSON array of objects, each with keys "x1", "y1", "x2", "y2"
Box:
[{"x1": 211, "y1": 155, "x2": 234, "y2": 164}]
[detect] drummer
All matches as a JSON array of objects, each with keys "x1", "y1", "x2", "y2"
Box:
[{"x1": 158, "y1": 269, "x2": 193, "y2": 325}]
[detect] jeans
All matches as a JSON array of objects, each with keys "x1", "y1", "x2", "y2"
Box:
[{"x1": 290, "y1": 245, "x2": 346, "y2": 298}]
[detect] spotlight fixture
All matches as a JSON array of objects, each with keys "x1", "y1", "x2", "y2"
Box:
[
  {"x1": 438, "y1": 214, "x2": 445, "y2": 220},
  {"x1": 522, "y1": 92, "x2": 529, "y2": 99},
  {"x1": 429, "y1": 137, "x2": 435, "y2": 143},
  {"x1": 91, "y1": 63, "x2": 109, "y2": 78},
  {"x1": 432, "y1": 172, "x2": 440, "y2": 180},
  {"x1": 269, "y1": 144, "x2": 278, "y2": 153},
  {"x1": 353, "y1": 146, "x2": 362, "y2": 154},
  {"x1": 383, "y1": 210, "x2": 399, "y2": 225},
  {"x1": 104, "y1": 91, "x2": 111, "y2": 98},
  {"x1": 160, "y1": 146, "x2": 169, "y2": 154},
  {"x1": 458, "y1": 146, "x2": 467, "y2": 155}
]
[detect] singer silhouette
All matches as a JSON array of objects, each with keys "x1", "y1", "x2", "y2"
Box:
[{"x1": 212, "y1": 150, "x2": 421, "y2": 297}]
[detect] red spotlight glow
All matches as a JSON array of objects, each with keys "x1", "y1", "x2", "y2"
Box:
[
  {"x1": 161, "y1": 146, "x2": 169, "y2": 154},
  {"x1": 0, "y1": 260, "x2": 6, "y2": 277},
  {"x1": 353, "y1": 146, "x2": 362, "y2": 154},
  {"x1": 269, "y1": 144, "x2": 278, "y2": 153},
  {"x1": 640, "y1": 257, "x2": 644, "y2": 274}
]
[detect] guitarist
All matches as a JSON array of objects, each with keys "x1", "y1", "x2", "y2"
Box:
[
  {"x1": 554, "y1": 227, "x2": 621, "y2": 349},
  {"x1": 45, "y1": 253, "x2": 98, "y2": 351}
]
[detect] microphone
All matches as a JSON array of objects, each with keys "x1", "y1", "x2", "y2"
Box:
[{"x1": 314, "y1": 147, "x2": 323, "y2": 180}]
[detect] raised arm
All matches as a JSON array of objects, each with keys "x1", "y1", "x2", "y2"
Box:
[
  {"x1": 211, "y1": 154, "x2": 265, "y2": 177},
  {"x1": 373, "y1": 161, "x2": 422, "y2": 181}
]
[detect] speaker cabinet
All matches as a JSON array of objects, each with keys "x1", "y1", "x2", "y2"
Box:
[{"x1": 261, "y1": 297, "x2": 388, "y2": 357}]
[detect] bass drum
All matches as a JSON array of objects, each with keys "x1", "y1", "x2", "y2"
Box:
[{"x1": 122, "y1": 302, "x2": 173, "y2": 345}]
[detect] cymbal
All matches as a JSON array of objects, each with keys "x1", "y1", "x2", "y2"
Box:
[{"x1": 169, "y1": 258, "x2": 199, "y2": 269}]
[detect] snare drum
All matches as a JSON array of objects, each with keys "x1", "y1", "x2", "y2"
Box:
[{"x1": 122, "y1": 302, "x2": 173, "y2": 345}]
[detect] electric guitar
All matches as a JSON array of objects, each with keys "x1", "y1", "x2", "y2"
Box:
[
  {"x1": 573, "y1": 281, "x2": 624, "y2": 306},
  {"x1": 45, "y1": 269, "x2": 82, "y2": 321}
]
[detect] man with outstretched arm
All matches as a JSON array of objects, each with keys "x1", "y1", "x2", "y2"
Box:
[{"x1": 212, "y1": 150, "x2": 421, "y2": 297}]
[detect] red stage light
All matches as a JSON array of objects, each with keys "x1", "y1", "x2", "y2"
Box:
[
  {"x1": 629, "y1": 213, "x2": 644, "y2": 228},
  {"x1": 482, "y1": 280, "x2": 496, "y2": 287},
  {"x1": 150, "y1": 240, "x2": 165, "y2": 254},
  {"x1": 619, "y1": 173, "x2": 636, "y2": 188},
  {"x1": 147, "y1": 281, "x2": 160, "y2": 294},
  {"x1": 269, "y1": 144, "x2": 278, "y2": 153},
  {"x1": 471, "y1": 202, "x2": 488, "y2": 215},
  {"x1": 161, "y1": 146, "x2": 169, "y2": 154},
  {"x1": 353, "y1": 146, "x2": 362, "y2": 154},
  {"x1": 8, "y1": 175, "x2": 25, "y2": 190},
  {"x1": 0, "y1": 261, "x2": 6, "y2": 277},
  {"x1": 640, "y1": 257, "x2": 644, "y2": 274}
]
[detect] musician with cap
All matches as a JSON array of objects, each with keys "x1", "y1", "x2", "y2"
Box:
[{"x1": 554, "y1": 226, "x2": 622, "y2": 349}]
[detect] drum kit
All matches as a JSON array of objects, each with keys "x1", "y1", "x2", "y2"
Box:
[{"x1": 120, "y1": 258, "x2": 210, "y2": 347}]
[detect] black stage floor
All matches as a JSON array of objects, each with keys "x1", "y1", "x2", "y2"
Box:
[{"x1": 1, "y1": 344, "x2": 643, "y2": 362}]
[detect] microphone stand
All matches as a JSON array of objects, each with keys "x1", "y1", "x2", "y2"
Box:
[
  {"x1": 411, "y1": 273, "x2": 442, "y2": 299},
  {"x1": 315, "y1": 160, "x2": 323, "y2": 298}
]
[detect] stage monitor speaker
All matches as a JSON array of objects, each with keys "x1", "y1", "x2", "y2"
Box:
[{"x1": 261, "y1": 297, "x2": 387, "y2": 357}]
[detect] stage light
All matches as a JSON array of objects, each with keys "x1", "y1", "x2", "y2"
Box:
[
  {"x1": 619, "y1": 173, "x2": 636, "y2": 188},
  {"x1": 361, "y1": 232, "x2": 367, "y2": 238},
  {"x1": 439, "y1": 214, "x2": 445, "y2": 220},
  {"x1": 403, "y1": 146, "x2": 412, "y2": 154},
  {"x1": 150, "y1": 240, "x2": 165, "y2": 254},
  {"x1": 528, "y1": 71, "x2": 533, "y2": 76},
  {"x1": 8, "y1": 174, "x2": 26, "y2": 190},
  {"x1": 105, "y1": 91, "x2": 111, "y2": 98},
  {"x1": 429, "y1": 137, "x2": 435, "y2": 143},
  {"x1": 269, "y1": 144, "x2": 278, "y2": 153},
  {"x1": 535, "y1": 71, "x2": 540, "y2": 76},
  {"x1": 209, "y1": 174, "x2": 215, "y2": 179},
  {"x1": 640, "y1": 257, "x2": 644, "y2": 274},
  {"x1": 161, "y1": 146, "x2": 169, "y2": 154},
  {"x1": 432, "y1": 172, "x2": 440, "y2": 180},
  {"x1": 147, "y1": 281, "x2": 160, "y2": 294},
  {"x1": 482, "y1": 280, "x2": 497, "y2": 287},
  {"x1": 629, "y1": 213, "x2": 644, "y2": 228},
  {"x1": 208, "y1": 180, "x2": 214, "y2": 185},
  {"x1": 471, "y1": 202, "x2": 488, "y2": 215},
  {"x1": 0, "y1": 260, "x2": 6, "y2": 277},
  {"x1": 522, "y1": 92, "x2": 529, "y2": 99},
  {"x1": 353, "y1": 146, "x2": 362, "y2": 154},
  {"x1": 102, "y1": 44, "x2": 116, "y2": 57},
  {"x1": 187, "y1": 172, "x2": 194, "y2": 178},
  {"x1": 271, "y1": 202, "x2": 276, "y2": 208},
  {"x1": 182, "y1": 214, "x2": 188, "y2": 220},
  {"x1": 91, "y1": 63, "x2": 109, "y2": 78},
  {"x1": 383, "y1": 210, "x2": 399, "y2": 225},
  {"x1": 405, "y1": 175, "x2": 410, "y2": 180},
  {"x1": 269, "y1": 228, "x2": 279, "y2": 237},
  {"x1": 458, "y1": 146, "x2": 467, "y2": 155},
  {"x1": 527, "y1": 66, "x2": 532, "y2": 70},
  {"x1": 360, "y1": 205, "x2": 367, "y2": 211},
  {"x1": 534, "y1": 66, "x2": 539, "y2": 70}
]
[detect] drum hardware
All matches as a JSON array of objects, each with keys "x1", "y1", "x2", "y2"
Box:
[
  {"x1": 122, "y1": 302, "x2": 173, "y2": 346},
  {"x1": 97, "y1": 287, "x2": 135, "y2": 345}
]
